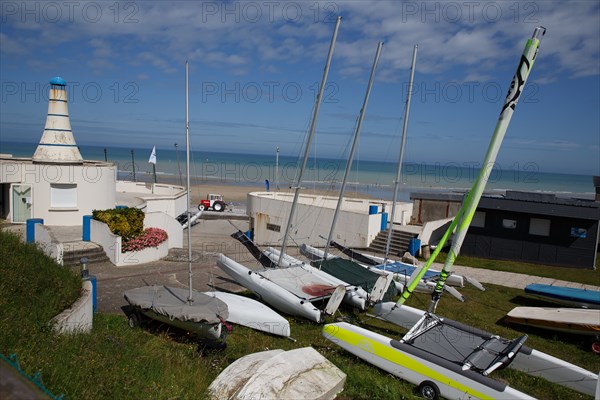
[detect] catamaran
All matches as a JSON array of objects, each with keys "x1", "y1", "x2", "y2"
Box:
[
  {"x1": 321, "y1": 27, "x2": 600, "y2": 399},
  {"x1": 217, "y1": 16, "x2": 349, "y2": 323}
]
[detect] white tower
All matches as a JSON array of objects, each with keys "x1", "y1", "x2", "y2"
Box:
[{"x1": 32, "y1": 77, "x2": 83, "y2": 163}]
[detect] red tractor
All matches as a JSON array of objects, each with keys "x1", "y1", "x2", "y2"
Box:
[{"x1": 198, "y1": 193, "x2": 226, "y2": 212}]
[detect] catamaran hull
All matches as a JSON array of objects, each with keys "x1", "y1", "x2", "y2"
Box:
[
  {"x1": 373, "y1": 302, "x2": 600, "y2": 397},
  {"x1": 203, "y1": 291, "x2": 291, "y2": 337},
  {"x1": 323, "y1": 322, "x2": 533, "y2": 399},
  {"x1": 264, "y1": 247, "x2": 368, "y2": 310},
  {"x1": 216, "y1": 254, "x2": 323, "y2": 322},
  {"x1": 135, "y1": 308, "x2": 222, "y2": 340}
]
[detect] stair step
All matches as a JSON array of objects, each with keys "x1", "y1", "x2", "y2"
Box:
[
  {"x1": 367, "y1": 228, "x2": 418, "y2": 256},
  {"x1": 61, "y1": 242, "x2": 109, "y2": 266}
]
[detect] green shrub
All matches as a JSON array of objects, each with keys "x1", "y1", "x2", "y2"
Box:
[{"x1": 92, "y1": 208, "x2": 144, "y2": 240}]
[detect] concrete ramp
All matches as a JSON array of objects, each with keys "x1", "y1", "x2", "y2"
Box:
[{"x1": 208, "y1": 347, "x2": 346, "y2": 399}]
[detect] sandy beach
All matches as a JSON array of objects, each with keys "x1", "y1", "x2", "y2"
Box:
[{"x1": 148, "y1": 171, "x2": 376, "y2": 205}]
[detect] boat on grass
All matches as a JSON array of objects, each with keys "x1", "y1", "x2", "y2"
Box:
[
  {"x1": 504, "y1": 306, "x2": 600, "y2": 336},
  {"x1": 124, "y1": 62, "x2": 229, "y2": 344},
  {"x1": 524, "y1": 284, "x2": 600, "y2": 309},
  {"x1": 324, "y1": 27, "x2": 576, "y2": 399},
  {"x1": 231, "y1": 231, "x2": 370, "y2": 310},
  {"x1": 216, "y1": 18, "x2": 369, "y2": 322},
  {"x1": 217, "y1": 254, "x2": 345, "y2": 323},
  {"x1": 324, "y1": 317, "x2": 533, "y2": 399},
  {"x1": 301, "y1": 243, "x2": 464, "y2": 301},
  {"x1": 373, "y1": 301, "x2": 600, "y2": 397},
  {"x1": 124, "y1": 285, "x2": 228, "y2": 340},
  {"x1": 208, "y1": 347, "x2": 346, "y2": 399},
  {"x1": 202, "y1": 291, "x2": 291, "y2": 338}
]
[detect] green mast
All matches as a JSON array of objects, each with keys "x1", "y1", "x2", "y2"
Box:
[{"x1": 397, "y1": 26, "x2": 547, "y2": 311}]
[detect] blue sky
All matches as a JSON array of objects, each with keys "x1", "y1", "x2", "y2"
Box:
[{"x1": 1, "y1": 1, "x2": 598, "y2": 175}]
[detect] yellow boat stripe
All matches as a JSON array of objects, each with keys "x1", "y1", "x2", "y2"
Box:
[{"x1": 324, "y1": 324, "x2": 494, "y2": 400}]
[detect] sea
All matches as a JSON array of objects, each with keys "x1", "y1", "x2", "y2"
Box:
[{"x1": 1, "y1": 141, "x2": 596, "y2": 202}]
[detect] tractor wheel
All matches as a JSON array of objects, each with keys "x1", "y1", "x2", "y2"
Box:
[
  {"x1": 213, "y1": 202, "x2": 224, "y2": 212},
  {"x1": 197, "y1": 204, "x2": 206, "y2": 211},
  {"x1": 418, "y1": 381, "x2": 440, "y2": 400}
]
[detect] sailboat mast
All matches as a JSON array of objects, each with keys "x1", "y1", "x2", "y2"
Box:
[
  {"x1": 322, "y1": 42, "x2": 383, "y2": 261},
  {"x1": 185, "y1": 61, "x2": 193, "y2": 304},
  {"x1": 396, "y1": 26, "x2": 546, "y2": 310},
  {"x1": 427, "y1": 26, "x2": 546, "y2": 312},
  {"x1": 383, "y1": 44, "x2": 418, "y2": 266},
  {"x1": 278, "y1": 16, "x2": 341, "y2": 266}
]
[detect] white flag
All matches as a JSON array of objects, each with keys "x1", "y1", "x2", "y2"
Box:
[{"x1": 148, "y1": 146, "x2": 157, "y2": 164}]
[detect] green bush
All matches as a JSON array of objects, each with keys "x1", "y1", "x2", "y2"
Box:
[{"x1": 92, "y1": 207, "x2": 144, "y2": 240}]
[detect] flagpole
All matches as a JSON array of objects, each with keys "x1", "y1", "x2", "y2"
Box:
[{"x1": 186, "y1": 61, "x2": 193, "y2": 304}]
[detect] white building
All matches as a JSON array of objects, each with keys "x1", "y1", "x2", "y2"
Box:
[
  {"x1": 247, "y1": 191, "x2": 413, "y2": 248},
  {"x1": 0, "y1": 77, "x2": 117, "y2": 225}
]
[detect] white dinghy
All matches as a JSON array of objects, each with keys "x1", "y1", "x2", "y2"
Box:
[
  {"x1": 208, "y1": 347, "x2": 346, "y2": 400},
  {"x1": 202, "y1": 291, "x2": 291, "y2": 338},
  {"x1": 505, "y1": 306, "x2": 600, "y2": 336}
]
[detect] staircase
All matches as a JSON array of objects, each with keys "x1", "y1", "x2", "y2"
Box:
[
  {"x1": 62, "y1": 241, "x2": 109, "y2": 267},
  {"x1": 366, "y1": 229, "x2": 417, "y2": 256}
]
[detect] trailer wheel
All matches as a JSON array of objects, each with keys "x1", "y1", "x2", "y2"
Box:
[
  {"x1": 128, "y1": 313, "x2": 140, "y2": 329},
  {"x1": 418, "y1": 381, "x2": 440, "y2": 400},
  {"x1": 197, "y1": 204, "x2": 206, "y2": 211},
  {"x1": 213, "y1": 201, "x2": 224, "y2": 212}
]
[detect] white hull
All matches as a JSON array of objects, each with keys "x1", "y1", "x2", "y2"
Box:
[
  {"x1": 264, "y1": 247, "x2": 368, "y2": 310},
  {"x1": 323, "y1": 322, "x2": 533, "y2": 399},
  {"x1": 374, "y1": 302, "x2": 599, "y2": 397},
  {"x1": 203, "y1": 291, "x2": 291, "y2": 337},
  {"x1": 216, "y1": 254, "x2": 323, "y2": 322},
  {"x1": 505, "y1": 306, "x2": 600, "y2": 336},
  {"x1": 209, "y1": 347, "x2": 346, "y2": 400}
]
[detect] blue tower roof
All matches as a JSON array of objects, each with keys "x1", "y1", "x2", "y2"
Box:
[{"x1": 50, "y1": 76, "x2": 66, "y2": 86}]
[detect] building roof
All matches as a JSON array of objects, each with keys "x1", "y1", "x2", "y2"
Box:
[
  {"x1": 50, "y1": 76, "x2": 66, "y2": 86},
  {"x1": 411, "y1": 190, "x2": 600, "y2": 221}
]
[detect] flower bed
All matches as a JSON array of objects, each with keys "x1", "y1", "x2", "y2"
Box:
[{"x1": 122, "y1": 228, "x2": 168, "y2": 253}]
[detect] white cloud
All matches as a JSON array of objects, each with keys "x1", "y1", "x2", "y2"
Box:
[{"x1": 2, "y1": 1, "x2": 597, "y2": 80}]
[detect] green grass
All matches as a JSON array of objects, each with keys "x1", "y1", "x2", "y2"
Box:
[
  {"x1": 433, "y1": 251, "x2": 600, "y2": 286},
  {"x1": 1, "y1": 229, "x2": 598, "y2": 399}
]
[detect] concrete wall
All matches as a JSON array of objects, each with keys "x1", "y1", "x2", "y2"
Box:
[
  {"x1": 34, "y1": 223, "x2": 64, "y2": 265},
  {"x1": 117, "y1": 180, "x2": 187, "y2": 218},
  {"x1": 418, "y1": 217, "x2": 453, "y2": 245},
  {"x1": 144, "y1": 211, "x2": 183, "y2": 248},
  {"x1": 51, "y1": 280, "x2": 93, "y2": 334},
  {"x1": 248, "y1": 192, "x2": 412, "y2": 248},
  {"x1": 90, "y1": 219, "x2": 121, "y2": 263},
  {"x1": 90, "y1": 219, "x2": 169, "y2": 266},
  {"x1": 411, "y1": 198, "x2": 461, "y2": 225},
  {"x1": 116, "y1": 181, "x2": 184, "y2": 196},
  {"x1": 1, "y1": 158, "x2": 117, "y2": 225}
]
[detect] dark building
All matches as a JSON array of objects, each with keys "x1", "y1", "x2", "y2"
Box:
[{"x1": 410, "y1": 190, "x2": 600, "y2": 269}]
